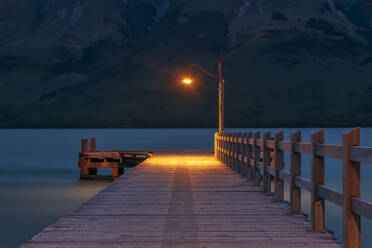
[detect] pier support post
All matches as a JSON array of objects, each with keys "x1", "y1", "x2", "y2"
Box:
[
  {"x1": 90, "y1": 138, "x2": 97, "y2": 152},
  {"x1": 214, "y1": 133, "x2": 218, "y2": 159},
  {"x1": 112, "y1": 165, "x2": 119, "y2": 179},
  {"x1": 228, "y1": 133, "x2": 232, "y2": 168},
  {"x1": 246, "y1": 132, "x2": 253, "y2": 181},
  {"x1": 263, "y1": 131, "x2": 271, "y2": 193},
  {"x1": 233, "y1": 133, "x2": 238, "y2": 171},
  {"x1": 274, "y1": 131, "x2": 284, "y2": 202},
  {"x1": 88, "y1": 138, "x2": 97, "y2": 176},
  {"x1": 240, "y1": 133, "x2": 247, "y2": 177},
  {"x1": 343, "y1": 128, "x2": 361, "y2": 248},
  {"x1": 237, "y1": 133, "x2": 242, "y2": 174},
  {"x1": 223, "y1": 133, "x2": 227, "y2": 165},
  {"x1": 290, "y1": 130, "x2": 301, "y2": 213},
  {"x1": 253, "y1": 132, "x2": 261, "y2": 186},
  {"x1": 311, "y1": 129, "x2": 325, "y2": 232},
  {"x1": 80, "y1": 139, "x2": 89, "y2": 178}
]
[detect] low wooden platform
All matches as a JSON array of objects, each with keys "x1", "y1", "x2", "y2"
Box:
[{"x1": 22, "y1": 154, "x2": 339, "y2": 248}]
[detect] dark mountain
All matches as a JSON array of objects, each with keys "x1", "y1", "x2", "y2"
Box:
[{"x1": 1, "y1": 0, "x2": 372, "y2": 128}]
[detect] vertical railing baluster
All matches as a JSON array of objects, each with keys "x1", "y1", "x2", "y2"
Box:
[
  {"x1": 311, "y1": 129, "x2": 325, "y2": 232},
  {"x1": 343, "y1": 128, "x2": 361, "y2": 248},
  {"x1": 237, "y1": 133, "x2": 242, "y2": 174},
  {"x1": 263, "y1": 132, "x2": 271, "y2": 193},
  {"x1": 274, "y1": 131, "x2": 284, "y2": 202},
  {"x1": 241, "y1": 133, "x2": 247, "y2": 177},
  {"x1": 247, "y1": 132, "x2": 253, "y2": 181},
  {"x1": 253, "y1": 131, "x2": 261, "y2": 186},
  {"x1": 290, "y1": 130, "x2": 301, "y2": 213},
  {"x1": 218, "y1": 133, "x2": 221, "y2": 161},
  {"x1": 228, "y1": 133, "x2": 232, "y2": 168},
  {"x1": 231, "y1": 133, "x2": 237, "y2": 171}
]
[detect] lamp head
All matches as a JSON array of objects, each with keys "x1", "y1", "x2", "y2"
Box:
[{"x1": 182, "y1": 78, "x2": 193, "y2": 85}]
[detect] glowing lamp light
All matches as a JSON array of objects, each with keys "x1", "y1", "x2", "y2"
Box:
[{"x1": 182, "y1": 78, "x2": 193, "y2": 85}]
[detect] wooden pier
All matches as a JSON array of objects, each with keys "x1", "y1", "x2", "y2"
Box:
[
  {"x1": 22, "y1": 154, "x2": 338, "y2": 248},
  {"x1": 22, "y1": 127, "x2": 372, "y2": 248}
]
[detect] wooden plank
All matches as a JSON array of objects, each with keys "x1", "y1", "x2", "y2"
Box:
[
  {"x1": 350, "y1": 146, "x2": 372, "y2": 163},
  {"x1": 295, "y1": 176, "x2": 312, "y2": 192},
  {"x1": 294, "y1": 142, "x2": 311, "y2": 154},
  {"x1": 278, "y1": 170, "x2": 290, "y2": 183},
  {"x1": 22, "y1": 154, "x2": 338, "y2": 248},
  {"x1": 343, "y1": 128, "x2": 361, "y2": 248},
  {"x1": 317, "y1": 185, "x2": 343, "y2": 207},
  {"x1": 352, "y1": 197, "x2": 372, "y2": 221},
  {"x1": 83, "y1": 152, "x2": 121, "y2": 158},
  {"x1": 278, "y1": 141, "x2": 290, "y2": 151},
  {"x1": 316, "y1": 144, "x2": 343, "y2": 160},
  {"x1": 266, "y1": 140, "x2": 275, "y2": 149},
  {"x1": 311, "y1": 129, "x2": 325, "y2": 232}
]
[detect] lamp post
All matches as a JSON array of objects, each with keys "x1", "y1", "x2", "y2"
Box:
[{"x1": 182, "y1": 59, "x2": 224, "y2": 133}]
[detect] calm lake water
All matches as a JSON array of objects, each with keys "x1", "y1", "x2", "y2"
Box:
[{"x1": 0, "y1": 128, "x2": 371, "y2": 248}]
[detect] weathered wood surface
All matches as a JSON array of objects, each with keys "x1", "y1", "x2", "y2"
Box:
[{"x1": 22, "y1": 154, "x2": 339, "y2": 248}]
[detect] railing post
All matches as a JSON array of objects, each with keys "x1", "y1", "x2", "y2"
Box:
[
  {"x1": 343, "y1": 128, "x2": 361, "y2": 248},
  {"x1": 247, "y1": 132, "x2": 253, "y2": 181},
  {"x1": 217, "y1": 133, "x2": 222, "y2": 162},
  {"x1": 90, "y1": 138, "x2": 97, "y2": 152},
  {"x1": 222, "y1": 133, "x2": 227, "y2": 166},
  {"x1": 224, "y1": 133, "x2": 227, "y2": 166},
  {"x1": 226, "y1": 133, "x2": 230, "y2": 168},
  {"x1": 274, "y1": 131, "x2": 284, "y2": 202},
  {"x1": 237, "y1": 133, "x2": 242, "y2": 174},
  {"x1": 218, "y1": 133, "x2": 221, "y2": 161},
  {"x1": 89, "y1": 138, "x2": 98, "y2": 176},
  {"x1": 80, "y1": 139, "x2": 89, "y2": 178},
  {"x1": 240, "y1": 133, "x2": 247, "y2": 177},
  {"x1": 253, "y1": 131, "x2": 261, "y2": 186},
  {"x1": 231, "y1": 133, "x2": 238, "y2": 171},
  {"x1": 311, "y1": 129, "x2": 325, "y2": 232},
  {"x1": 81, "y1": 139, "x2": 89, "y2": 154},
  {"x1": 290, "y1": 130, "x2": 301, "y2": 213},
  {"x1": 263, "y1": 131, "x2": 271, "y2": 193}
]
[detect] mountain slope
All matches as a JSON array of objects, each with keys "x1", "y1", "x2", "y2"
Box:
[{"x1": 1, "y1": 0, "x2": 372, "y2": 127}]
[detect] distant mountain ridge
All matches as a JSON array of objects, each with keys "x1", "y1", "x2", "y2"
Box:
[{"x1": 1, "y1": 0, "x2": 372, "y2": 127}]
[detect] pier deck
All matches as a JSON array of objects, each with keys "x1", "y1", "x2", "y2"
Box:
[{"x1": 22, "y1": 154, "x2": 338, "y2": 248}]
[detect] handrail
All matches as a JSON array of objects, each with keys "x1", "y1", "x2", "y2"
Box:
[{"x1": 215, "y1": 127, "x2": 370, "y2": 248}]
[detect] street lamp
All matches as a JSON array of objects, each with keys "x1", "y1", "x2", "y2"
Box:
[{"x1": 182, "y1": 59, "x2": 224, "y2": 133}]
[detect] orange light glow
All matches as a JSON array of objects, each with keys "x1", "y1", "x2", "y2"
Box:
[{"x1": 182, "y1": 78, "x2": 193, "y2": 85}]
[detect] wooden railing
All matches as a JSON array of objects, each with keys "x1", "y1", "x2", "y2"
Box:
[{"x1": 215, "y1": 128, "x2": 372, "y2": 248}]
